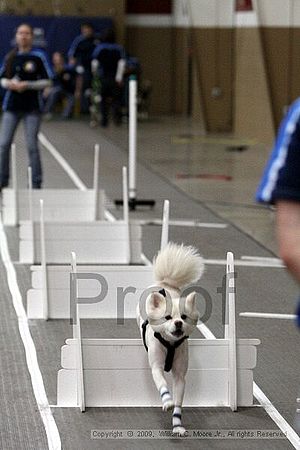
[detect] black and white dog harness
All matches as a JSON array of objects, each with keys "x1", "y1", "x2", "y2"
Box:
[{"x1": 141, "y1": 289, "x2": 188, "y2": 372}]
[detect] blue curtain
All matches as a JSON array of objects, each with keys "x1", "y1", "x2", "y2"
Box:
[{"x1": 0, "y1": 14, "x2": 113, "y2": 62}]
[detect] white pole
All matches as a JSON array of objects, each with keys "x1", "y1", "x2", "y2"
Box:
[
  {"x1": 71, "y1": 251, "x2": 77, "y2": 274},
  {"x1": 93, "y1": 144, "x2": 100, "y2": 220},
  {"x1": 160, "y1": 200, "x2": 170, "y2": 251},
  {"x1": 128, "y1": 76, "x2": 137, "y2": 201},
  {"x1": 28, "y1": 166, "x2": 33, "y2": 221},
  {"x1": 227, "y1": 251, "x2": 237, "y2": 412},
  {"x1": 241, "y1": 256, "x2": 281, "y2": 263},
  {"x1": 11, "y1": 143, "x2": 18, "y2": 226},
  {"x1": 98, "y1": 189, "x2": 105, "y2": 221},
  {"x1": 40, "y1": 199, "x2": 48, "y2": 320},
  {"x1": 122, "y1": 167, "x2": 131, "y2": 263},
  {"x1": 28, "y1": 167, "x2": 35, "y2": 265},
  {"x1": 240, "y1": 312, "x2": 297, "y2": 320},
  {"x1": 71, "y1": 251, "x2": 86, "y2": 412}
]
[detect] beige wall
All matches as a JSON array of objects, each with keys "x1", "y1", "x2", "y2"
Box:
[
  {"x1": 172, "y1": 27, "x2": 189, "y2": 114},
  {"x1": 234, "y1": 24, "x2": 300, "y2": 133},
  {"x1": 261, "y1": 27, "x2": 300, "y2": 129},
  {"x1": 234, "y1": 28, "x2": 275, "y2": 145},
  {"x1": 126, "y1": 26, "x2": 174, "y2": 115},
  {"x1": 126, "y1": 25, "x2": 234, "y2": 131},
  {"x1": 191, "y1": 28, "x2": 234, "y2": 132}
]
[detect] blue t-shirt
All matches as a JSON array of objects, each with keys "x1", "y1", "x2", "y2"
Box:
[
  {"x1": 0, "y1": 48, "x2": 53, "y2": 113},
  {"x1": 256, "y1": 98, "x2": 300, "y2": 204},
  {"x1": 68, "y1": 35, "x2": 97, "y2": 72},
  {"x1": 92, "y1": 43, "x2": 125, "y2": 79}
]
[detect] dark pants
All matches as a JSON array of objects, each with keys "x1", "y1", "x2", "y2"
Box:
[
  {"x1": 0, "y1": 111, "x2": 42, "y2": 187},
  {"x1": 43, "y1": 86, "x2": 75, "y2": 118},
  {"x1": 81, "y1": 70, "x2": 93, "y2": 114},
  {"x1": 100, "y1": 78, "x2": 122, "y2": 126}
]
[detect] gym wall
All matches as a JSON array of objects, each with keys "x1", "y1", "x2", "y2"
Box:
[
  {"x1": 126, "y1": 0, "x2": 300, "y2": 143},
  {"x1": 0, "y1": 0, "x2": 126, "y2": 43},
  {"x1": 125, "y1": 1, "x2": 235, "y2": 127},
  {"x1": 259, "y1": 1, "x2": 300, "y2": 129},
  {"x1": 173, "y1": 1, "x2": 235, "y2": 132},
  {"x1": 185, "y1": 0, "x2": 300, "y2": 139},
  {"x1": 234, "y1": 0, "x2": 300, "y2": 143},
  {"x1": 125, "y1": 0, "x2": 174, "y2": 115},
  {"x1": 3, "y1": 0, "x2": 300, "y2": 142}
]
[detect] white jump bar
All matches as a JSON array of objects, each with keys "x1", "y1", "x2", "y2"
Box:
[
  {"x1": 240, "y1": 312, "x2": 296, "y2": 320},
  {"x1": 137, "y1": 219, "x2": 227, "y2": 229}
]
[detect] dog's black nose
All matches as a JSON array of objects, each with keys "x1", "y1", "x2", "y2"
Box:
[{"x1": 174, "y1": 320, "x2": 182, "y2": 329}]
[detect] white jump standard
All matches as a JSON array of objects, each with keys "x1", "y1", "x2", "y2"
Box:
[
  {"x1": 2, "y1": 144, "x2": 105, "y2": 225},
  {"x1": 115, "y1": 75, "x2": 155, "y2": 210},
  {"x1": 57, "y1": 251, "x2": 260, "y2": 431},
  {"x1": 18, "y1": 167, "x2": 142, "y2": 264},
  {"x1": 26, "y1": 194, "x2": 170, "y2": 319},
  {"x1": 27, "y1": 264, "x2": 154, "y2": 320}
]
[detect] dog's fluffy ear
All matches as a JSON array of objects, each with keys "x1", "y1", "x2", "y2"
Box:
[
  {"x1": 185, "y1": 292, "x2": 198, "y2": 314},
  {"x1": 146, "y1": 292, "x2": 166, "y2": 319}
]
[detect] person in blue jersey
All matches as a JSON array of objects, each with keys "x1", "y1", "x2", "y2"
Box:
[
  {"x1": 0, "y1": 23, "x2": 53, "y2": 189},
  {"x1": 43, "y1": 52, "x2": 76, "y2": 119},
  {"x1": 92, "y1": 28, "x2": 126, "y2": 127},
  {"x1": 68, "y1": 22, "x2": 97, "y2": 114},
  {"x1": 256, "y1": 98, "x2": 300, "y2": 324}
]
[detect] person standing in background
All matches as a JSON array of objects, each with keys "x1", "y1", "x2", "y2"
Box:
[
  {"x1": 68, "y1": 22, "x2": 97, "y2": 114},
  {"x1": 92, "y1": 28, "x2": 126, "y2": 127},
  {"x1": 0, "y1": 23, "x2": 53, "y2": 189}
]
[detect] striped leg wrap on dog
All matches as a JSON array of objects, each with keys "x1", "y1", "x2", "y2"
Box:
[
  {"x1": 160, "y1": 387, "x2": 172, "y2": 405},
  {"x1": 172, "y1": 406, "x2": 182, "y2": 427}
]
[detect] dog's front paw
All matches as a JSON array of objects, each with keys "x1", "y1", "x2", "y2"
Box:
[
  {"x1": 162, "y1": 399, "x2": 174, "y2": 411},
  {"x1": 173, "y1": 426, "x2": 186, "y2": 436}
]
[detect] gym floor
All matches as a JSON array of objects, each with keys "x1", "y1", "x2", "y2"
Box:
[{"x1": 0, "y1": 115, "x2": 299, "y2": 450}]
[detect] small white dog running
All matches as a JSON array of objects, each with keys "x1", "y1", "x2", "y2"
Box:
[{"x1": 136, "y1": 242, "x2": 204, "y2": 435}]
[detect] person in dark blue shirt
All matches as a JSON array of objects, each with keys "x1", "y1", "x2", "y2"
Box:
[
  {"x1": 0, "y1": 23, "x2": 53, "y2": 189},
  {"x1": 68, "y1": 22, "x2": 97, "y2": 114},
  {"x1": 43, "y1": 52, "x2": 76, "y2": 119},
  {"x1": 92, "y1": 28, "x2": 126, "y2": 127},
  {"x1": 256, "y1": 98, "x2": 300, "y2": 324}
]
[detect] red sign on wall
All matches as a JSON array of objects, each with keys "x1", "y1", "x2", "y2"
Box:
[{"x1": 236, "y1": 0, "x2": 253, "y2": 11}]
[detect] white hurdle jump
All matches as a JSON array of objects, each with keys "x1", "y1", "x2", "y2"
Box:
[
  {"x1": 19, "y1": 167, "x2": 142, "y2": 264},
  {"x1": 57, "y1": 252, "x2": 260, "y2": 409},
  {"x1": 27, "y1": 264, "x2": 154, "y2": 320},
  {"x1": 26, "y1": 199, "x2": 170, "y2": 319},
  {"x1": 2, "y1": 144, "x2": 106, "y2": 225}
]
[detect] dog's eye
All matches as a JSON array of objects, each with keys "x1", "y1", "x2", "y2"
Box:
[
  {"x1": 181, "y1": 314, "x2": 187, "y2": 320},
  {"x1": 165, "y1": 315, "x2": 172, "y2": 320}
]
